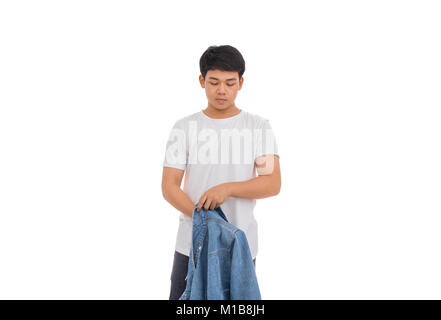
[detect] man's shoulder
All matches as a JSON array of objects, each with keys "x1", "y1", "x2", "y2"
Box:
[
  {"x1": 242, "y1": 110, "x2": 271, "y2": 127},
  {"x1": 171, "y1": 111, "x2": 201, "y2": 128}
]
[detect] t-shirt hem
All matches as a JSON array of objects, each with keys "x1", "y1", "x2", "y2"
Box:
[
  {"x1": 175, "y1": 247, "x2": 189, "y2": 257},
  {"x1": 174, "y1": 246, "x2": 257, "y2": 260},
  {"x1": 163, "y1": 164, "x2": 186, "y2": 171}
]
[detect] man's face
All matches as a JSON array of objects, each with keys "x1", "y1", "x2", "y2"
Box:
[{"x1": 199, "y1": 70, "x2": 243, "y2": 111}]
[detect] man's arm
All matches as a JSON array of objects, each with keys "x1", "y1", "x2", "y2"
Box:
[
  {"x1": 162, "y1": 167, "x2": 195, "y2": 218},
  {"x1": 227, "y1": 154, "x2": 281, "y2": 199},
  {"x1": 196, "y1": 154, "x2": 281, "y2": 211}
]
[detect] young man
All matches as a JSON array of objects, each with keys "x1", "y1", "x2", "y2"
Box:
[{"x1": 162, "y1": 45, "x2": 281, "y2": 300}]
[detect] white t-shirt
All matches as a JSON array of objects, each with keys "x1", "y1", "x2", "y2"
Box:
[{"x1": 162, "y1": 109, "x2": 279, "y2": 260}]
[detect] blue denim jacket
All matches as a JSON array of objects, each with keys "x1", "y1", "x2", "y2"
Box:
[{"x1": 179, "y1": 204, "x2": 261, "y2": 300}]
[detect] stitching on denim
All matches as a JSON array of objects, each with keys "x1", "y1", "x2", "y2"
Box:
[
  {"x1": 208, "y1": 247, "x2": 231, "y2": 257},
  {"x1": 206, "y1": 218, "x2": 237, "y2": 233}
]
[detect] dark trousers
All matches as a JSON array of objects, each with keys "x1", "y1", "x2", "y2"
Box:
[{"x1": 169, "y1": 250, "x2": 256, "y2": 300}]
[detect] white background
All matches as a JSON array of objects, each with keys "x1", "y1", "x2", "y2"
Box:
[{"x1": 1, "y1": 1, "x2": 440, "y2": 299}]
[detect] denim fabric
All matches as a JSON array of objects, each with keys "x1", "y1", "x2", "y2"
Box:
[
  {"x1": 178, "y1": 204, "x2": 261, "y2": 300},
  {"x1": 169, "y1": 251, "x2": 255, "y2": 300}
]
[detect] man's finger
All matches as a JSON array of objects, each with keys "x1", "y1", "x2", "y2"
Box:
[
  {"x1": 197, "y1": 195, "x2": 206, "y2": 211},
  {"x1": 204, "y1": 199, "x2": 212, "y2": 211}
]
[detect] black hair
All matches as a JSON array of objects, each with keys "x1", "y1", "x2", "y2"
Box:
[{"x1": 199, "y1": 45, "x2": 245, "y2": 80}]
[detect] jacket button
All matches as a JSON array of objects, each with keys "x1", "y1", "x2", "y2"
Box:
[{"x1": 198, "y1": 246, "x2": 202, "y2": 251}]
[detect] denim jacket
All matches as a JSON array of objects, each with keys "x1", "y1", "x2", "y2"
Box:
[{"x1": 179, "y1": 204, "x2": 261, "y2": 300}]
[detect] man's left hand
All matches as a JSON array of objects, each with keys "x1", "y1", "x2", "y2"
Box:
[{"x1": 196, "y1": 183, "x2": 231, "y2": 211}]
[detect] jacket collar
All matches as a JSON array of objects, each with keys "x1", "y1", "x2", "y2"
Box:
[{"x1": 192, "y1": 203, "x2": 228, "y2": 223}]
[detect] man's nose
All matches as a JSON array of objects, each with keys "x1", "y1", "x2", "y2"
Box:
[{"x1": 217, "y1": 83, "x2": 227, "y2": 93}]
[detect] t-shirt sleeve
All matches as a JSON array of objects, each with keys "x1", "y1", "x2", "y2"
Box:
[
  {"x1": 163, "y1": 120, "x2": 187, "y2": 171},
  {"x1": 254, "y1": 118, "x2": 279, "y2": 161}
]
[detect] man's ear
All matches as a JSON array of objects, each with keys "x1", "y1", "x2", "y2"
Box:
[
  {"x1": 199, "y1": 75, "x2": 206, "y2": 88},
  {"x1": 239, "y1": 76, "x2": 244, "y2": 89}
]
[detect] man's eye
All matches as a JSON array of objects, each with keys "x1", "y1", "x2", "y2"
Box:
[{"x1": 210, "y1": 83, "x2": 235, "y2": 86}]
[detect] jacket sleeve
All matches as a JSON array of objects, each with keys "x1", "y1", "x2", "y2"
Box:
[{"x1": 229, "y1": 230, "x2": 262, "y2": 300}]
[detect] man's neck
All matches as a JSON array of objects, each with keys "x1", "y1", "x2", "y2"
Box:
[{"x1": 203, "y1": 105, "x2": 241, "y2": 119}]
